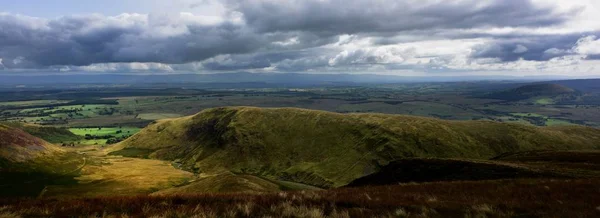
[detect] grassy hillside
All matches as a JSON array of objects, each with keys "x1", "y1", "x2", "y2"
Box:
[
  {"x1": 2, "y1": 179, "x2": 599, "y2": 217},
  {"x1": 111, "y1": 107, "x2": 600, "y2": 187},
  {"x1": 0, "y1": 124, "x2": 82, "y2": 197},
  {"x1": 1, "y1": 122, "x2": 82, "y2": 144},
  {"x1": 345, "y1": 158, "x2": 564, "y2": 187},
  {"x1": 0, "y1": 124, "x2": 63, "y2": 163},
  {"x1": 481, "y1": 83, "x2": 577, "y2": 101}
]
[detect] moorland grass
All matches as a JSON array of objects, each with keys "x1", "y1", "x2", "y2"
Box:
[
  {"x1": 114, "y1": 107, "x2": 600, "y2": 188},
  {"x1": 1, "y1": 179, "x2": 598, "y2": 217}
]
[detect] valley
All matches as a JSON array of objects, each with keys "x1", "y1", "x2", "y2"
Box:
[{"x1": 2, "y1": 80, "x2": 600, "y2": 217}]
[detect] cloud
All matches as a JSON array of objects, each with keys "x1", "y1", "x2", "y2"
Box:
[
  {"x1": 0, "y1": 12, "x2": 264, "y2": 67},
  {"x1": 230, "y1": 0, "x2": 577, "y2": 35},
  {"x1": 470, "y1": 33, "x2": 599, "y2": 62},
  {"x1": 0, "y1": 0, "x2": 598, "y2": 77},
  {"x1": 573, "y1": 35, "x2": 600, "y2": 59},
  {"x1": 328, "y1": 47, "x2": 416, "y2": 66},
  {"x1": 513, "y1": 45, "x2": 529, "y2": 54}
]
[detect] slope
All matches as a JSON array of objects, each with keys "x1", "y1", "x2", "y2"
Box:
[
  {"x1": 481, "y1": 83, "x2": 577, "y2": 101},
  {"x1": 110, "y1": 107, "x2": 600, "y2": 187},
  {"x1": 0, "y1": 124, "x2": 63, "y2": 164},
  {"x1": 0, "y1": 124, "x2": 81, "y2": 197},
  {"x1": 1, "y1": 122, "x2": 83, "y2": 144}
]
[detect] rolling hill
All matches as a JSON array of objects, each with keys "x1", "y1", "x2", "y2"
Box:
[
  {"x1": 109, "y1": 107, "x2": 600, "y2": 188},
  {"x1": 345, "y1": 158, "x2": 562, "y2": 187},
  {"x1": 0, "y1": 124, "x2": 63, "y2": 165},
  {"x1": 1, "y1": 122, "x2": 82, "y2": 144},
  {"x1": 481, "y1": 83, "x2": 578, "y2": 101},
  {"x1": 0, "y1": 124, "x2": 85, "y2": 197}
]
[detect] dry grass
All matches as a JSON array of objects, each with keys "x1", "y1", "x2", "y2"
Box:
[
  {"x1": 1, "y1": 179, "x2": 599, "y2": 217},
  {"x1": 42, "y1": 153, "x2": 194, "y2": 197}
]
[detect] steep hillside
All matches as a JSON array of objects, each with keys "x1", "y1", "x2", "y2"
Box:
[
  {"x1": 1, "y1": 122, "x2": 82, "y2": 144},
  {"x1": 0, "y1": 124, "x2": 62, "y2": 164},
  {"x1": 481, "y1": 83, "x2": 577, "y2": 101},
  {"x1": 111, "y1": 107, "x2": 600, "y2": 187}
]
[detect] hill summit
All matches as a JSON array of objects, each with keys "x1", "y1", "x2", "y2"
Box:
[
  {"x1": 111, "y1": 107, "x2": 600, "y2": 187},
  {"x1": 513, "y1": 84, "x2": 575, "y2": 96},
  {"x1": 483, "y1": 83, "x2": 576, "y2": 101}
]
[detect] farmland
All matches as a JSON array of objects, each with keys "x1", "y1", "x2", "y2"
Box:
[{"x1": 1, "y1": 80, "x2": 600, "y2": 217}]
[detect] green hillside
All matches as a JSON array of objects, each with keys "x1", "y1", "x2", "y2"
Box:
[
  {"x1": 0, "y1": 124, "x2": 82, "y2": 197},
  {"x1": 111, "y1": 107, "x2": 600, "y2": 187},
  {"x1": 1, "y1": 122, "x2": 83, "y2": 144},
  {"x1": 0, "y1": 124, "x2": 63, "y2": 164}
]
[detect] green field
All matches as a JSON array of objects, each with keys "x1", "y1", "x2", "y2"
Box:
[
  {"x1": 546, "y1": 118, "x2": 576, "y2": 126},
  {"x1": 69, "y1": 127, "x2": 141, "y2": 137},
  {"x1": 511, "y1": 112, "x2": 547, "y2": 117},
  {"x1": 67, "y1": 127, "x2": 141, "y2": 145},
  {"x1": 0, "y1": 100, "x2": 71, "y2": 107},
  {"x1": 534, "y1": 98, "x2": 554, "y2": 105}
]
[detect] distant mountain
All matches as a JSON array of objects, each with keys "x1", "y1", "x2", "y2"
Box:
[
  {"x1": 481, "y1": 83, "x2": 578, "y2": 101},
  {"x1": 109, "y1": 107, "x2": 600, "y2": 189}
]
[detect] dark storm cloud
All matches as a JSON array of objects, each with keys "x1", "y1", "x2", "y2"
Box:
[
  {"x1": 0, "y1": 13, "x2": 266, "y2": 68},
  {"x1": 471, "y1": 33, "x2": 600, "y2": 62},
  {"x1": 586, "y1": 54, "x2": 600, "y2": 60},
  {"x1": 0, "y1": 0, "x2": 585, "y2": 71},
  {"x1": 230, "y1": 0, "x2": 577, "y2": 35}
]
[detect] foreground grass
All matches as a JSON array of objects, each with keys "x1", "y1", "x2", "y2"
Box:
[{"x1": 1, "y1": 179, "x2": 599, "y2": 217}]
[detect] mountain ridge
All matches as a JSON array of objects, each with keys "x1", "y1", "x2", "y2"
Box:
[{"x1": 110, "y1": 106, "x2": 600, "y2": 187}]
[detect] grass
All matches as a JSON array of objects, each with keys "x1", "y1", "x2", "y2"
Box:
[
  {"x1": 346, "y1": 158, "x2": 564, "y2": 187},
  {"x1": 42, "y1": 153, "x2": 194, "y2": 198},
  {"x1": 1, "y1": 179, "x2": 599, "y2": 217},
  {"x1": 108, "y1": 147, "x2": 154, "y2": 158},
  {"x1": 534, "y1": 97, "x2": 555, "y2": 105},
  {"x1": 546, "y1": 118, "x2": 576, "y2": 126},
  {"x1": 511, "y1": 112, "x2": 546, "y2": 118},
  {"x1": 0, "y1": 100, "x2": 70, "y2": 107},
  {"x1": 137, "y1": 113, "x2": 183, "y2": 120},
  {"x1": 69, "y1": 127, "x2": 141, "y2": 138},
  {"x1": 0, "y1": 122, "x2": 82, "y2": 144},
  {"x1": 114, "y1": 107, "x2": 600, "y2": 188}
]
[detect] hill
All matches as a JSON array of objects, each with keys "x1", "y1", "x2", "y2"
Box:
[
  {"x1": 0, "y1": 124, "x2": 85, "y2": 197},
  {"x1": 345, "y1": 158, "x2": 563, "y2": 187},
  {"x1": 109, "y1": 107, "x2": 600, "y2": 188},
  {"x1": 481, "y1": 83, "x2": 577, "y2": 101},
  {"x1": 0, "y1": 124, "x2": 63, "y2": 165},
  {"x1": 546, "y1": 78, "x2": 600, "y2": 92},
  {"x1": 2, "y1": 178, "x2": 600, "y2": 217},
  {"x1": 1, "y1": 122, "x2": 82, "y2": 144}
]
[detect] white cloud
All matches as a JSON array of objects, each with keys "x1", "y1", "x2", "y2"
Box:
[
  {"x1": 0, "y1": 0, "x2": 599, "y2": 77},
  {"x1": 513, "y1": 45, "x2": 529, "y2": 54},
  {"x1": 574, "y1": 35, "x2": 600, "y2": 55}
]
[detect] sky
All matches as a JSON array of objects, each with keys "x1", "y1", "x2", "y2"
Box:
[{"x1": 1, "y1": 0, "x2": 600, "y2": 77}]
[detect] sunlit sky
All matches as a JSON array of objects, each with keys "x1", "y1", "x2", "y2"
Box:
[{"x1": 1, "y1": 0, "x2": 600, "y2": 77}]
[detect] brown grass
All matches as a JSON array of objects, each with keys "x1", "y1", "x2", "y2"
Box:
[{"x1": 1, "y1": 179, "x2": 599, "y2": 217}]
